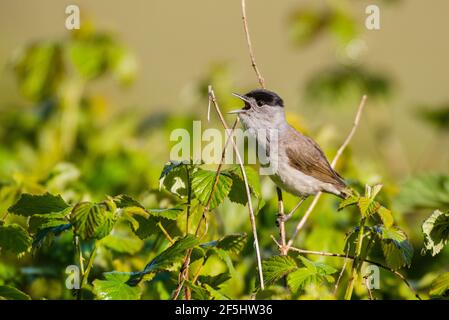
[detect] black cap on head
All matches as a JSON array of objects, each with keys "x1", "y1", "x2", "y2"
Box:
[{"x1": 244, "y1": 89, "x2": 284, "y2": 108}]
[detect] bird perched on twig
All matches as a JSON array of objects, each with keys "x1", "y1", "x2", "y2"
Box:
[{"x1": 229, "y1": 89, "x2": 351, "y2": 221}]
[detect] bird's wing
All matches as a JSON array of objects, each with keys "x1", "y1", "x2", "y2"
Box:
[{"x1": 284, "y1": 128, "x2": 346, "y2": 188}]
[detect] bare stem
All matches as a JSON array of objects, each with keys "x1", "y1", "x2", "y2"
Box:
[
  {"x1": 209, "y1": 86, "x2": 265, "y2": 290},
  {"x1": 241, "y1": 0, "x2": 265, "y2": 88},
  {"x1": 286, "y1": 95, "x2": 368, "y2": 251}
]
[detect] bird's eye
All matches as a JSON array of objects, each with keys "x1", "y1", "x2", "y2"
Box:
[{"x1": 256, "y1": 100, "x2": 263, "y2": 107}]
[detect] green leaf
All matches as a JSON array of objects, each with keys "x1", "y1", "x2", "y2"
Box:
[
  {"x1": 216, "y1": 233, "x2": 247, "y2": 254},
  {"x1": 0, "y1": 224, "x2": 31, "y2": 255},
  {"x1": 113, "y1": 194, "x2": 144, "y2": 209},
  {"x1": 149, "y1": 207, "x2": 183, "y2": 220},
  {"x1": 32, "y1": 223, "x2": 72, "y2": 250},
  {"x1": 262, "y1": 256, "x2": 298, "y2": 286},
  {"x1": 422, "y1": 210, "x2": 449, "y2": 256},
  {"x1": 142, "y1": 235, "x2": 199, "y2": 274},
  {"x1": 184, "y1": 281, "x2": 211, "y2": 300},
  {"x1": 13, "y1": 42, "x2": 63, "y2": 101},
  {"x1": 430, "y1": 272, "x2": 449, "y2": 296},
  {"x1": 338, "y1": 194, "x2": 359, "y2": 211},
  {"x1": 204, "y1": 284, "x2": 230, "y2": 300},
  {"x1": 0, "y1": 285, "x2": 31, "y2": 300},
  {"x1": 93, "y1": 272, "x2": 142, "y2": 300},
  {"x1": 28, "y1": 207, "x2": 71, "y2": 233},
  {"x1": 287, "y1": 256, "x2": 336, "y2": 294},
  {"x1": 70, "y1": 200, "x2": 117, "y2": 240},
  {"x1": 375, "y1": 226, "x2": 413, "y2": 270},
  {"x1": 395, "y1": 174, "x2": 449, "y2": 212},
  {"x1": 197, "y1": 272, "x2": 231, "y2": 289},
  {"x1": 8, "y1": 192, "x2": 70, "y2": 217},
  {"x1": 159, "y1": 161, "x2": 191, "y2": 198},
  {"x1": 377, "y1": 206, "x2": 394, "y2": 228},
  {"x1": 191, "y1": 169, "x2": 232, "y2": 210},
  {"x1": 100, "y1": 230, "x2": 144, "y2": 254},
  {"x1": 358, "y1": 197, "x2": 381, "y2": 217}
]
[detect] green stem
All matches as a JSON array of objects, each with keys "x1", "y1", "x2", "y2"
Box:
[
  {"x1": 81, "y1": 242, "x2": 98, "y2": 288},
  {"x1": 74, "y1": 236, "x2": 84, "y2": 300},
  {"x1": 344, "y1": 218, "x2": 366, "y2": 300}
]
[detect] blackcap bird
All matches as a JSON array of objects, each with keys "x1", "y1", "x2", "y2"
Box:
[{"x1": 229, "y1": 89, "x2": 351, "y2": 220}]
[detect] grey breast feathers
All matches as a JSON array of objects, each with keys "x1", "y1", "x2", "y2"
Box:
[{"x1": 283, "y1": 127, "x2": 347, "y2": 190}]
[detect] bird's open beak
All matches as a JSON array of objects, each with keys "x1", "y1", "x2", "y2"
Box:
[
  {"x1": 227, "y1": 109, "x2": 244, "y2": 114},
  {"x1": 232, "y1": 92, "x2": 251, "y2": 103},
  {"x1": 228, "y1": 93, "x2": 250, "y2": 114}
]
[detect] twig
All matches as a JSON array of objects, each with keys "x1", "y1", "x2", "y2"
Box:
[
  {"x1": 286, "y1": 95, "x2": 368, "y2": 251},
  {"x1": 334, "y1": 243, "x2": 350, "y2": 295},
  {"x1": 276, "y1": 188, "x2": 287, "y2": 255},
  {"x1": 285, "y1": 246, "x2": 420, "y2": 299},
  {"x1": 365, "y1": 276, "x2": 374, "y2": 300},
  {"x1": 157, "y1": 222, "x2": 174, "y2": 244},
  {"x1": 209, "y1": 87, "x2": 265, "y2": 290},
  {"x1": 241, "y1": 0, "x2": 265, "y2": 88}
]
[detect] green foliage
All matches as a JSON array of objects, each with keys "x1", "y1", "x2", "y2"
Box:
[
  {"x1": 93, "y1": 272, "x2": 142, "y2": 300},
  {"x1": 287, "y1": 256, "x2": 337, "y2": 294},
  {"x1": 142, "y1": 235, "x2": 199, "y2": 274},
  {"x1": 429, "y1": 272, "x2": 449, "y2": 297},
  {"x1": 418, "y1": 103, "x2": 449, "y2": 132},
  {"x1": 262, "y1": 256, "x2": 298, "y2": 286},
  {"x1": 191, "y1": 169, "x2": 232, "y2": 210},
  {"x1": 0, "y1": 285, "x2": 31, "y2": 300},
  {"x1": 8, "y1": 192, "x2": 70, "y2": 217},
  {"x1": 395, "y1": 174, "x2": 449, "y2": 212},
  {"x1": 0, "y1": 224, "x2": 31, "y2": 255},
  {"x1": 70, "y1": 200, "x2": 117, "y2": 240},
  {"x1": 374, "y1": 226, "x2": 413, "y2": 270},
  {"x1": 422, "y1": 210, "x2": 449, "y2": 256}
]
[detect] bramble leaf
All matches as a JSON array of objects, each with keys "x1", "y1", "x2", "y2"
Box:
[
  {"x1": 262, "y1": 256, "x2": 298, "y2": 286},
  {"x1": 430, "y1": 272, "x2": 449, "y2": 296},
  {"x1": 0, "y1": 224, "x2": 32, "y2": 255},
  {"x1": 422, "y1": 209, "x2": 449, "y2": 256},
  {"x1": 8, "y1": 193, "x2": 70, "y2": 217},
  {"x1": 191, "y1": 169, "x2": 232, "y2": 210},
  {"x1": 93, "y1": 272, "x2": 142, "y2": 300}
]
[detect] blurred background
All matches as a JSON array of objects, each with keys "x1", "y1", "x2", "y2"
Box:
[{"x1": 0, "y1": 0, "x2": 448, "y2": 300}]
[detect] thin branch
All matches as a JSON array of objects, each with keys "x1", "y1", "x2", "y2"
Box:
[
  {"x1": 286, "y1": 246, "x2": 420, "y2": 299},
  {"x1": 276, "y1": 188, "x2": 287, "y2": 255},
  {"x1": 241, "y1": 0, "x2": 265, "y2": 88},
  {"x1": 209, "y1": 86, "x2": 265, "y2": 290},
  {"x1": 334, "y1": 243, "x2": 350, "y2": 295},
  {"x1": 286, "y1": 95, "x2": 368, "y2": 250}
]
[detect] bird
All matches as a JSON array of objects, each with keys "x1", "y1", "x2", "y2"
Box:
[{"x1": 228, "y1": 89, "x2": 351, "y2": 221}]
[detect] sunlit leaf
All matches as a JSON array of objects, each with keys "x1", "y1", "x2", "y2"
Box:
[
  {"x1": 8, "y1": 192, "x2": 70, "y2": 217},
  {"x1": 191, "y1": 169, "x2": 232, "y2": 210},
  {"x1": 422, "y1": 210, "x2": 449, "y2": 256},
  {"x1": 100, "y1": 230, "x2": 144, "y2": 255},
  {"x1": 70, "y1": 200, "x2": 117, "y2": 240},
  {"x1": 430, "y1": 272, "x2": 449, "y2": 296},
  {"x1": 287, "y1": 256, "x2": 336, "y2": 294},
  {"x1": 93, "y1": 272, "x2": 142, "y2": 300},
  {"x1": 262, "y1": 256, "x2": 297, "y2": 286}
]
